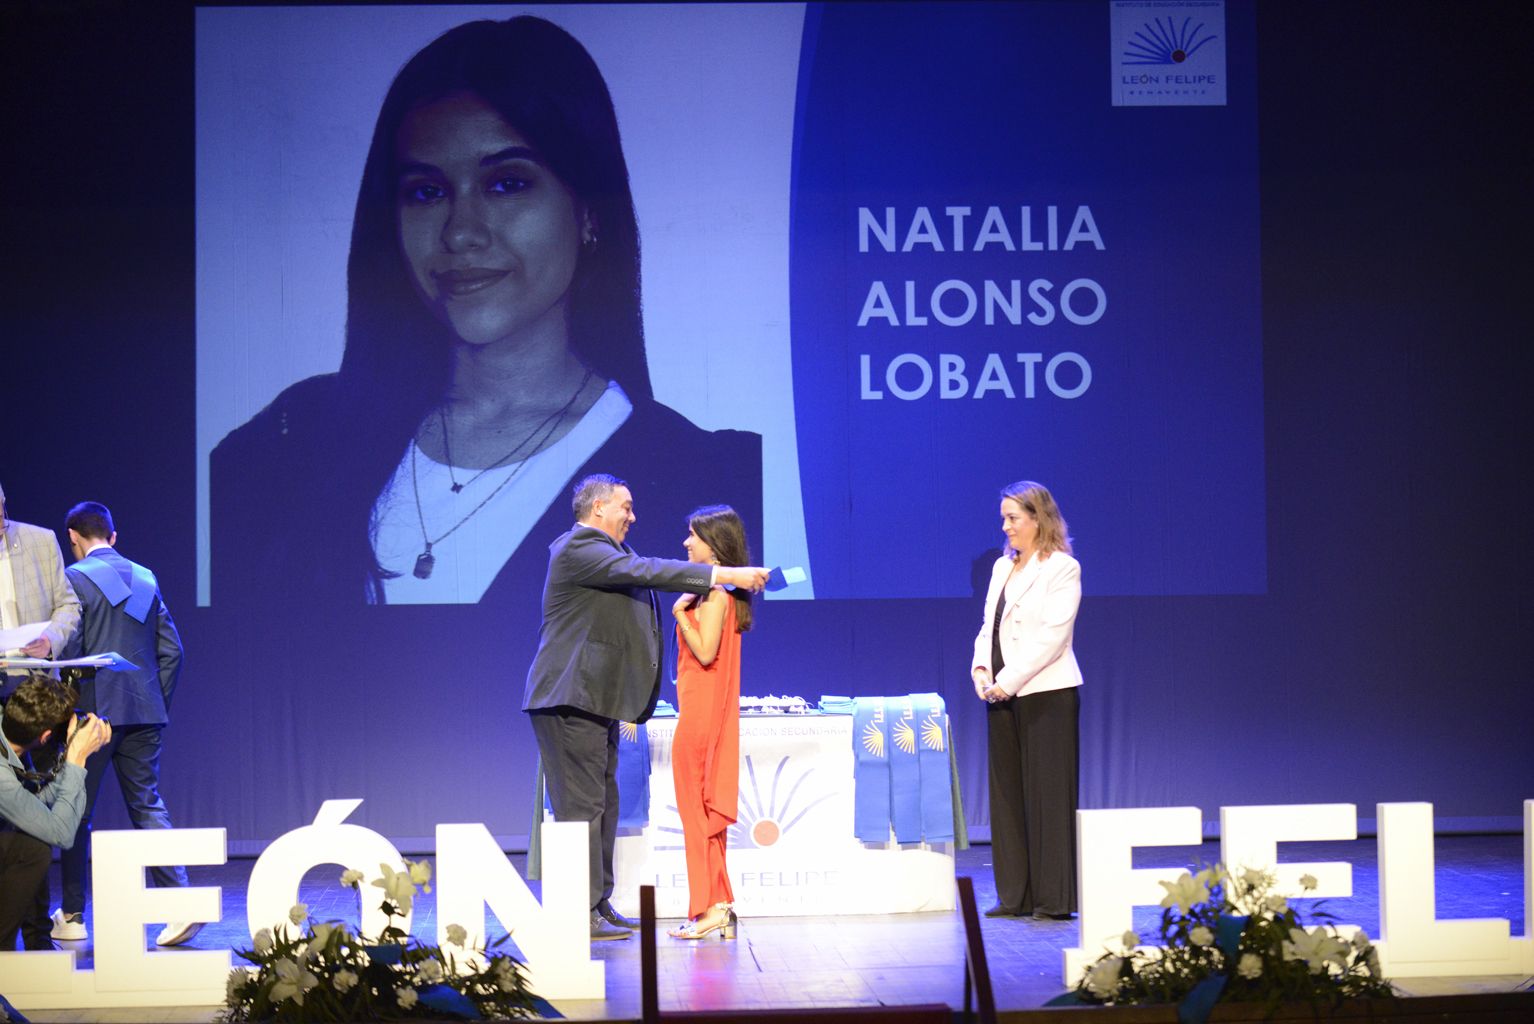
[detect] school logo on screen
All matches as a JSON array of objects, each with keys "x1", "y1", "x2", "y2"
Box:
[{"x1": 1110, "y1": 1, "x2": 1228, "y2": 107}]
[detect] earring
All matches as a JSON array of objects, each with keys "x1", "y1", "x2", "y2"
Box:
[{"x1": 582, "y1": 230, "x2": 598, "y2": 251}]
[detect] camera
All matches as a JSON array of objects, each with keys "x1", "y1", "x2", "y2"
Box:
[{"x1": 48, "y1": 709, "x2": 106, "y2": 744}]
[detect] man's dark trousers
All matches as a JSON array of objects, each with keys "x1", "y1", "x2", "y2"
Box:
[
  {"x1": 0, "y1": 829, "x2": 53, "y2": 949},
  {"x1": 61, "y1": 724, "x2": 187, "y2": 913},
  {"x1": 530, "y1": 708, "x2": 619, "y2": 911}
]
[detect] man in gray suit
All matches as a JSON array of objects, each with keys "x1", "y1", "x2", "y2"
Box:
[
  {"x1": 51, "y1": 501, "x2": 197, "y2": 947},
  {"x1": 524, "y1": 474, "x2": 768, "y2": 940},
  {"x1": 0, "y1": 481, "x2": 81, "y2": 677}
]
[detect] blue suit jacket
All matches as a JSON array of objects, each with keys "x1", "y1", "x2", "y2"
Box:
[{"x1": 61, "y1": 546, "x2": 183, "y2": 726}]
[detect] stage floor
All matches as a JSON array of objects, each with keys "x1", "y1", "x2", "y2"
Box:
[{"x1": 21, "y1": 834, "x2": 1531, "y2": 1022}]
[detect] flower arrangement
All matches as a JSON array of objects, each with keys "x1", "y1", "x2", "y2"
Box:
[
  {"x1": 221, "y1": 858, "x2": 537, "y2": 1022},
  {"x1": 1056, "y1": 864, "x2": 1393, "y2": 1022}
]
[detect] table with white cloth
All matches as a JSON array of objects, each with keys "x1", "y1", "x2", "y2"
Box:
[{"x1": 612, "y1": 709, "x2": 961, "y2": 919}]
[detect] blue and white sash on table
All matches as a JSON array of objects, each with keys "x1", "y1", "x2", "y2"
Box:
[
  {"x1": 852, "y1": 696, "x2": 891, "y2": 842},
  {"x1": 847, "y1": 693, "x2": 954, "y2": 844},
  {"x1": 887, "y1": 696, "x2": 923, "y2": 843},
  {"x1": 616, "y1": 721, "x2": 650, "y2": 829},
  {"x1": 912, "y1": 692, "x2": 955, "y2": 843}
]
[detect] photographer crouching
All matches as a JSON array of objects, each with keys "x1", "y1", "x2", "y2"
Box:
[{"x1": 0, "y1": 672, "x2": 110, "y2": 950}]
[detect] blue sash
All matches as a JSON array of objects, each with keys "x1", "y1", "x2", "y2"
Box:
[
  {"x1": 538, "y1": 721, "x2": 650, "y2": 829},
  {"x1": 616, "y1": 720, "x2": 650, "y2": 828},
  {"x1": 886, "y1": 696, "x2": 923, "y2": 842},
  {"x1": 73, "y1": 555, "x2": 156, "y2": 623},
  {"x1": 849, "y1": 693, "x2": 956, "y2": 844},
  {"x1": 913, "y1": 692, "x2": 955, "y2": 842},
  {"x1": 852, "y1": 697, "x2": 891, "y2": 841}
]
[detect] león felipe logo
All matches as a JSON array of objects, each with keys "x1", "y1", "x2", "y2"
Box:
[
  {"x1": 1121, "y1": 16, "x2": 1218, "y2": 67},
  {"x1": 861, "y1": 718, "x2": 885, "y2": 758},
  {"x1": 658, "y1": 754, "x2": 835, "y2": 850},
  {"x1": 865, "y1": 710, "x2": 945, "y2": 757},
  {"x1": 1111, "y1": 1, "x2": 1228, "y2": 107}
]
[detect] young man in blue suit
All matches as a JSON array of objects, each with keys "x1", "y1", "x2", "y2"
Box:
[
  {"x1": 523, "y1": 474, "x2": 769, "y2": 940},
  {"x1": 50, "y1": 501, "x2": 198, "y2": 947}
]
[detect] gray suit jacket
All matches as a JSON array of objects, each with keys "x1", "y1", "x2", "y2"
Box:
[
  {"x1": 522, "y1": 525, "x2": 713, "y2": 724},
  {"x1": 1, "y1": 519, "x2": 81, "y2": 661}
]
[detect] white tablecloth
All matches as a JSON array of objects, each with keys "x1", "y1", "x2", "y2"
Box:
[{"x1": 613, "y1": 714, "x2": 955, "y2": 918}]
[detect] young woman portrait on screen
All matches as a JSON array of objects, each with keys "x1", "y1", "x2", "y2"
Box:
[{"x1": 211, "y1": 15, "x2": 760, "y2": 607}]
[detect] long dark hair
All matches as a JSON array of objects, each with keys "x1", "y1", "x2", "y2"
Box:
[
  {"x1": 687, "y1": 504, "x2": 753, "y2": 633},
  {"x1": 337, "y1": 16, "x2": 649, "y2": 594}
]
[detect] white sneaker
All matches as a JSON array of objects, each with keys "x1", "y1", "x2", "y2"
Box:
[
  {"x1": 156, "y1": 920, "x2": 204, "y2": 947},
  {"x1": 51, "y1": 908, "x2": 87, "y2": 941}
]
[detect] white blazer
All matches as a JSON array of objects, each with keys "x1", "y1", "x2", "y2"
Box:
[{"x1": 971, "y1": 551, "x2": 1083, "y2": 699}]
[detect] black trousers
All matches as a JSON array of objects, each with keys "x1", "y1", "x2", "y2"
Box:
[
  {"x1": 528, "y1": 707, "x2": 620, "y2": 911},
  {"x1": 0, "y1": 829, "x2": 54, "y2": 950},
  {"x1": 986, "y1": 685, "x2": 1079, "y2": 916}
]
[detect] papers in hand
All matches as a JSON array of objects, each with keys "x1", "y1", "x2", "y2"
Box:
[
  {"x1": 765, "y1": 566, "x2": 807, "y2": 592},
  {"x1": 0, "y1": 620, "x2": 51, "y2": 654}
]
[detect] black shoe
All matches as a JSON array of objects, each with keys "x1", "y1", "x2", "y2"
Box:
[
  {"x1": 983, "y1": 903, "x2": 1022, "y2": 918},
  {"x1": 597, "y1": 898, "x2": 638, "y2": 930},
  {"x1": 1031, "y1": 910, "x2": 1074, "y2": 921},
  {"x1": 590, "y1": 911, "x2": 632, "y2": 941}
]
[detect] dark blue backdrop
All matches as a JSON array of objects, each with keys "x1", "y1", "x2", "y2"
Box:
[{"x1": 2, "y1": 1, "x2": 1529, "y2": 852}]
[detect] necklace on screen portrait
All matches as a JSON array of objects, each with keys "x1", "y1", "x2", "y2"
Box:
[{"x1": 408, "y1": 370, "x2": 592, "y2": 579}]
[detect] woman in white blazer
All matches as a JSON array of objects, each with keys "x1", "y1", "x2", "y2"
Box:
[{"x1": 971, "y1": 480, "x2": 1082, "y2": 919}]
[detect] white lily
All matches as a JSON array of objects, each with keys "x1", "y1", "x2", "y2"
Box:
[
  {"x1": 269, "y1": 957, "x2": 318, "y2": 1004},
  {"x1": 1158, "y1": 872, "x2": 1210, "y2": 913},
  {"x1": 1283, "y1": 926, "x2": 1349, "y2": 974},
  {"x1": 372, "y1": 862, "x2": 417, "y2": 915}
]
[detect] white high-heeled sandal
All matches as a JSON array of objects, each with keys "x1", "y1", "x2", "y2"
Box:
[{"x1": 668, "y1": 903, "x2": 737, "y2": 940}]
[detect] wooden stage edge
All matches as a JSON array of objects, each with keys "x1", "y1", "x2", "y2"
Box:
[{"x1": 612, "y1": 991, "x2": 1534, "y2": 1023}]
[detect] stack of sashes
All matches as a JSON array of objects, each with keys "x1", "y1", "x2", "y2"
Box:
[{"x1": 840, "y1": 694, "x2": 958, "y2": 845}]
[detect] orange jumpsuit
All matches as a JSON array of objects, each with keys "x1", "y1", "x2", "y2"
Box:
[{"x1": 672, "y1": 598, "x2": 741, "y2": 918}]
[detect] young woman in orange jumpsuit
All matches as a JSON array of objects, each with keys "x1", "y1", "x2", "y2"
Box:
[{"x1": 667, "y1": 505, "x2": 753, "y2": 940}]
